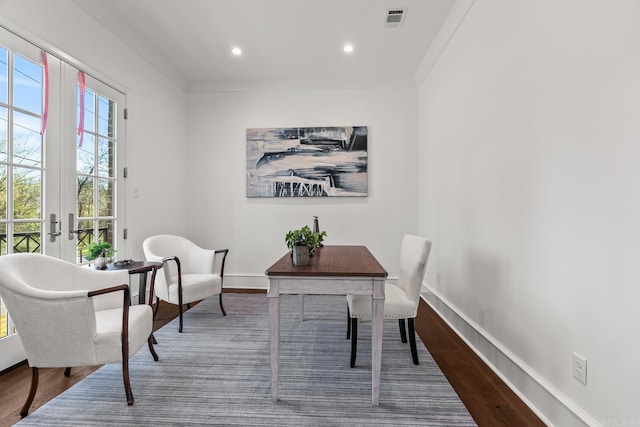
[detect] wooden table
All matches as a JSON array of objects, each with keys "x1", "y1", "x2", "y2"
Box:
[
  {"x1": 105, "y1": 261, "x2": 162, "y2": 305},
  {"x1": 265, "y1": 245, "x2": 387, "y2": 405}
]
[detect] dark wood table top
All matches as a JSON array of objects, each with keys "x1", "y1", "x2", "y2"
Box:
[
  {"x1": 105, "y1": 260, "x2": 162, "y2": 274},
  {"x1": 265, "y1": 245, "x2": 387, "y2": 278}
]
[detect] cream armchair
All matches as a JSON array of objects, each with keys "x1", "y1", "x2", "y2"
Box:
[
  {"x1": 347, "y1": 235, "x2": 432, "y2": 367},
  {"x1": 0, "y1": 253, "x2": 158, "y2": 417},
  {"x1": 143, "y1": 235, "x2": 229, "y2": 332}
]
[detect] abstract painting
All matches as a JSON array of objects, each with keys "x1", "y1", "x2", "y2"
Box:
[{"x1": 246, "y1": 126, "x2": 368, "y2": 197}]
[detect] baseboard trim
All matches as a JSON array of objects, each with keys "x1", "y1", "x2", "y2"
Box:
[
  {"x1": 421, "y1": 285, "x2": 600, "y2": 427},
  {"x1": 223, "y1": 274, "x2": 268, "y2": 290}
]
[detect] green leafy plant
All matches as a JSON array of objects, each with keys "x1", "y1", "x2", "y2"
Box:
[
  {"x1": 84, "y1": 241, "x2": 116, "y2": 261},
  {"x1": 285, "y1": 225, "x2": 327, "y2": 253}
]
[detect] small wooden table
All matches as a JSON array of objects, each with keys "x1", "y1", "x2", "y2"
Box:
[
  {"x1": 265, "y1": 245, "x2": 387, "y2": 405},
  {"x1": 105, "y1": 261, "x2": 162, "y2": 305}
]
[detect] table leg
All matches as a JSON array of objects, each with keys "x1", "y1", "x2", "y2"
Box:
[
  {"x1": 148, "y1": 267, "x2": 157, "y2": 307},
  {"x1": 148, "y1": 266, "x2": 158, "y2": 344},
  {"x1": 299, "y1": 294, "x2": 304, "y2": 321},
  {"x1": 138, "y1": 272, "x2": 148, "y2": 305},
  {"x1": 268, "y1": 292, "x2": 280, "y2": 402},
  {"x1": 371, "y1": 289, "x2": 384, "y2": 406}
]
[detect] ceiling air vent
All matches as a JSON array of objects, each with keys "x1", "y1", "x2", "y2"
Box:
[{"x1": 385, "y1": 8, "x2": 407, "y2": 28}]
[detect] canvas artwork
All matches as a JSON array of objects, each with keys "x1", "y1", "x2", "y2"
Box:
[{"x1": 246, "y1": 126, "x2": 368, "y2": 197}]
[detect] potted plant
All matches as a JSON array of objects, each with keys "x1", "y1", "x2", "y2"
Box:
[
  {"x1": 84, "y1": 241, "x2": 116, "y2": 269},
  {"x1": 285, "y1": 225, "x2": 327, "y2": 266}
]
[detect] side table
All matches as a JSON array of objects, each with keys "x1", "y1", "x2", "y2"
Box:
[{"x1": 105, "y1": 260, "x2": 163, "y2": 305}]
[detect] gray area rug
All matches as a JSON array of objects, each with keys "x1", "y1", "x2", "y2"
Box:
[{"x1": 17, "y1": 293, "x2": 476, "y2": 426}]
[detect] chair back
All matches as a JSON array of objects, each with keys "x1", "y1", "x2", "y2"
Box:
[
  {"x1": 397, "y1": 235, "x2": 432, "y2": 303},
  {"x1": 143, "y1": 235, "x2": 216, "y2": 300},
  {"x1": 0, "y1": 253, "x2": 128, "y2": 367}
]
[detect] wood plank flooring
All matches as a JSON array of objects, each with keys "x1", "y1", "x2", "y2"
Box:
[{"x1": 0, "y1": 289, "x2": 545, "y2": 427}]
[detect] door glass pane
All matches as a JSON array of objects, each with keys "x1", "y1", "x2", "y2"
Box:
[
  {"x1": 1, "y1": 295, "x2": 8, "y2": 339},
  {"x1": 12, "y1": 110, "x2": 42, "y2": 167},
  {"x1": 97, "y1": 137, "x2": 114, "y2": 177},
  {"x1": 79, "y1": 88, "x2": 95, "y2": 133},
  {"x1": 76, "y1": 219, "x2": 93, "y2": 262},
  {"x1": 0, "y1": 47, "x2": 7, "y2": 104},
  {"x1": 97, "y1": 178, "x2": 113, "y2": 217},
  {"x1": 77, "y1": 175, "x2": 94, "y2": 218},
  {"x1": 13, "y1": 53, "x2": 42, "y2": 114},
  {"x1": 0, "y1": 222, "x2": 6, "y2": 255},
  {"x1": 77, "y1": 133, "x2": 95, "y2": 175},
  {"x1": 0, "y1": 106, "x2": 7, "y2": 162},
  {"x1": 98, "y1": 96, "x2": 114, "y2": 137},
  {"x1": 13, "y1": 221, "x2": 40, "y2": 253},
  {"x1": 13, "y1": 167, "x2": 41, "y2": 219},
  {"x1": 99, "y1": 219, "x2": 114, "y2": 247},
  {"x1": 0, "y1": 164, "x2": 6, "y2": 220}
]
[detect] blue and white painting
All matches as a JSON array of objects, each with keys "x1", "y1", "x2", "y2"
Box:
[{"x1": 246, "y1": 126, "x2": 368, "y2": 197}]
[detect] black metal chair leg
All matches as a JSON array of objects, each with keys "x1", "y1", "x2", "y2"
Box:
[
  {"x1": 408, "y1": 318, "x2": 419, "y2": 365},
  {"x1": 350, "y1": 318, "x2": 358, "y2": 368},
  {"x1": 179, "y1": 304, "x2": 184, "y2": 333},
  {"x1": 64, "y1": 367, "x2": 71, "y2": 377},
  {"x1": 219, "y1": 293, "x2": 226, "y2": 316},
  {"x1": 398, "y1": 318, "x2": 407, "y2": 343},
  {"x1": 20, "y1": 367, "x2": 39, "y2": 417},
  {"x1": 346, "y1": 306, "x2": 351, "y2": 339}
]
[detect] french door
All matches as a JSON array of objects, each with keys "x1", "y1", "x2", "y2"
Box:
[{"x1": 0, "y1": 28, "x2": 126, "y2": 370}]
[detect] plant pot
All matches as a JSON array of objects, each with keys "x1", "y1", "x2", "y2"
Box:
[
  {"x1": 292, "y1": 245, "x2": 310, "y2": 266},
  {"x1": 94, "y1": 255, "x2": 108, "y2": 270}
]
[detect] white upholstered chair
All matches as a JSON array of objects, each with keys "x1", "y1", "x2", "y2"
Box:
[
  {"x1": 0, "y1": 253, "x2": 158, "y2": 417},
  {"x1": 142, "y1": 234, "x2": 229, "y2": 332},
  {"x1": 346, "y1": 235, "x2": 431, "y2": 367}
]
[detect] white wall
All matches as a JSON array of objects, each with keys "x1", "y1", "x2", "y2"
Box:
[
  {"x1": 418, "y1": 1, "x2": 640, "y2": 425},
  {"x1": 0, "y1": 0, "x2": 189, "y2": 260},
  {"x1": 186, "y1": 87, "x2": 419, "y2": 286},
  {"x1": 9, "y1": 0, "x2": 635, "y2": 424},
  {"x1": 1, "y1": 1, "x2": 420, "y2": 299}
]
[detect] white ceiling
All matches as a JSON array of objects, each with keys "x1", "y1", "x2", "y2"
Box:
[{"x1": 72, "y1": 0, "x2": 454, "y2": 90}]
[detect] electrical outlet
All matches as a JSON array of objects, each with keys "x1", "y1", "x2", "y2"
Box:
[{"x1": 573, "y1": 352, "x2": 587, "y2": 385}]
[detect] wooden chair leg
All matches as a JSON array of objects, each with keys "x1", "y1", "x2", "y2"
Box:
[
  {"x1": 20, "y1": 367, "x2": 39, "y2": 417},
  {"x1": 152, "y1": 300, "x2": 159, "y2": 342},
  {"x1": 408, "y1": 318, "x2": 419, "y2": 365},
  {"x1": 64, "y1": 367, "x2": 72, "y2": 377},
  {"x1": 148, "y1": 335, "x2": 159, "y2": 361},
  {"x1": 398, "y1": 319, "x2": 407, "y2": 343},
  {"x1": 350, "y1": 318, "x2": 358, "y2": 368},
  {"x1": 118, "y1": 286, "x2": 134, "y2": 405},
  {"x1": 123, "y1": 357, "x2": 134, "y2": 405},
  {"x1": 219, "y1": 293, "x2": 226, "y2": 316},
  {"x1": 153, "y1": 299, "x2": 161, "y2": 319},
  {"x1": 346, "y1": 306, "x2": 351, "y2": 339}
]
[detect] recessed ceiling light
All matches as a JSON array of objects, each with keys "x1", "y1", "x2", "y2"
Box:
[
  {"x1": 343, "y1": 44, "x2": 354, "y2": 53},
  {"x1": 231, "y1": 47, "x2": 242, "y2": 56}
]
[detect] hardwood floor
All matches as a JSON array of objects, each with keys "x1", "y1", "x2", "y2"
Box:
[
  {"x1": 0, "y1": 289, "x2": 545, "y2": 426},
  {"x1": 415, "y1": 300, "x2": 545, "y2": 427}
]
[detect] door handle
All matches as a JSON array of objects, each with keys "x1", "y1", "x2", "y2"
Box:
[
  {"x1": 68, "y1": 213, "x2": 81, "y2": 240},
  {"x1": 48, "y1": 213, "x2": 62, "y2": 242}
]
